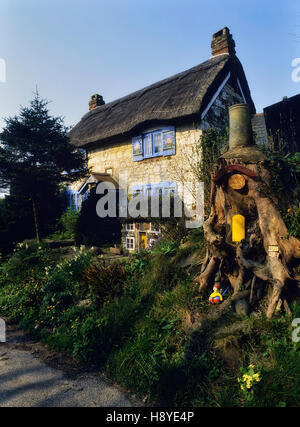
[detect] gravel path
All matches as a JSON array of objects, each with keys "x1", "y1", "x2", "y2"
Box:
[{"x1": 0, "y1": 323, "x2": 137, "y2": 407}]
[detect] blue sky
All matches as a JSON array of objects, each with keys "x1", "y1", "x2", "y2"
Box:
[{"x1": 0, "y1": 0, "x2": 299, "y2": 131}]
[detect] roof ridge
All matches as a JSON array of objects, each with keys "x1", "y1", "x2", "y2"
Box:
[
  {"x1": 69, "y1": 53, "x2": 245, "y2": 147},
  {"x1": 81, "y1": 55, "x2": 230, "y2": 122}
]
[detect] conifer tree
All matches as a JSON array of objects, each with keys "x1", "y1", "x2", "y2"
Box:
[{"x1": 0, "y1": 91, "x2": 88, "y2": 242}]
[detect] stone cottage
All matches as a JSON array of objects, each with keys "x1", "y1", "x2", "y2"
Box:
[{"x1": 69, "y1": 27, "x2": 256, "y2": 252}]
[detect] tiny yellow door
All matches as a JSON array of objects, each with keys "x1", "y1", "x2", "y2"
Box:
[
  {"x1": 232, "y1": 214, "x2": 245, "y2": 242},
  {"x1": 140, "y1": 233, "x2": 147, "y2": 250}
]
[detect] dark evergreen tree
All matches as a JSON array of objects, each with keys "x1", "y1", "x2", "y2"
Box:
[{"x1": 0, "y1": 91, "x2": 88, "y2": 245}]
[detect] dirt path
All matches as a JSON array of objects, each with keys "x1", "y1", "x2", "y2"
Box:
[{"x1": 0, "y1": 322, "x2": 139, "y2": 407}]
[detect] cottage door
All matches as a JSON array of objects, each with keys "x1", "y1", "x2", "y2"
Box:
[{"x1": 140, "y1": 232, "x2": 147, "y2": 251}]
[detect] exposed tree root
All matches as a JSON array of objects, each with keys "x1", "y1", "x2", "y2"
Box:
[{"x1": 198, "y1": 154, "x2": 300, "y2": 318}]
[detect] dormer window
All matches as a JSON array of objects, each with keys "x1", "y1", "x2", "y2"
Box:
[{"x1": 132, "y1": 126, "x2": 175, "y2": 161}]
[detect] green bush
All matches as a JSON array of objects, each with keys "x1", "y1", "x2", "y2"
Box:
[
  {"x1": 75, "y1": 187, "x2": 122, "y2": 247},
  {"x1": 0, "y1": 241, "x2": 58, "y2": 284},
  {"x1": 81, "y1": 262, "x2": 126, "y2": 307},
  {"x1": 49, "y1": 207, "x2": 80, "y2": 240},
  {"x1": 283, "y1": 205, "x2": 300, "y2": 239}
]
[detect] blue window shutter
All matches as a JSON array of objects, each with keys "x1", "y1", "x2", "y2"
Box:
[
  {"x1": 163, "y1": 127, "x2": 175, "y2": 156},
  {"x1": 132, "y1": 136, "x2": 143, "y2": 161}
]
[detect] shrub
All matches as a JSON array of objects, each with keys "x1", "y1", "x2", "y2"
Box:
[
  {"x1": 50, "y1": 207, "x2": 80, "y2": 240},
  {"x1": 81, "y1": 262, "x2": 126, "y2": 307},
  {"x1": 75, "y1": 187, "x2": 122, "y2": 247},
  {"x1": 283, "y1": 205, "x2": 300, "y2": 239},
  {"x1": 0, "y1": 241, "x2": 58, "y2": 284}
]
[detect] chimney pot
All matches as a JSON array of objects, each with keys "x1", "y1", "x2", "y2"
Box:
[
  {"x1": 89, "y1": 94, "x2": 105, "y2": 111},
  {"x1": 211, "y1": 27, "x2": 236, "y2": 57},
  {"x1": 229, "y1": 104, "x2": 254, "y2": 149}
]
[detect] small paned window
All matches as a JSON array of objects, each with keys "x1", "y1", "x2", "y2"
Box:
[
  {"x1": 126, "y1": 237, "x2": 135, "y2": 250},
  {"x1": 132, "y1": 127, "x2": 175, "y2": 161},
  {"x1": 126, "y1": 223, "x2": 135, "y2": 231}
]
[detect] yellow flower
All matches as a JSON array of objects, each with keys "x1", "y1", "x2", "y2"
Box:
[{"x1": 249, "y1": 364, "x2": 255, "y2": 369}]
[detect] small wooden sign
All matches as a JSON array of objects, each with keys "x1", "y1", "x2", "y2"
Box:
[
  {"x1": 228, "y1": 174, "x2": 246, "y2": 190},
  {"x1": 268, "y1": 245, "x2": 279, "y2": 258}
]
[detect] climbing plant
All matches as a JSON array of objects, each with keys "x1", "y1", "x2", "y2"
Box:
[{"x1": 195, "y1": 127, "x2": 229, "y2": 214}]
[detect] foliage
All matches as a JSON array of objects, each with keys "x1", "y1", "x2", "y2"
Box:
[
  {"x1": 238, "y1": 364, "x2": 261, "y2": 402},
  {"x1": 81, "y1": 262, "x2": 126, "y2": 307},
  {"x1": 255, "y1": 146, "x2": 300, "y2": 230},
  {"x1": 50, "y1": 207, "x2": 80, "y2": 240},
  {"x1": 197, "y1": 128, "x2": 228, "y2": 214},
  {"x1": 283, "y1": 205, "x2": 300, "y2": 239},
  {"x1": 235, "y1": 307, "x2": 300, "y2": 407},
  {"x1": 0, "y1": 241, "x2": 58, "y2": 284},
  {"x1": 172, "y1": 126, "x2": 228, "y2": 216},
  {"x1": 151, "y1": 238, "x2": 179, "y2": 256},
  {"x1": 0, "y1": 91, "x2": 88, "y2": 243},
  {"x1": 0, "y1": 198, "x2": 14, "y2": 257},
  {"x1": 1, "y1": 236, "x2": 300, "y2": 406},
  {"x1": 288, "y1": 152, "x2": 300, "y2": 173},
  {"x1": 75, "y1": 186, "x2": 122, "y2": 247}
]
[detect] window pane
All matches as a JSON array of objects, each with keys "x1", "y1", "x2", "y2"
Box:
[
  {"x1": 126, "y1": 237, "x2": 134, "y2": 249},
  {"x1": 126, "y1": 223, "x2": 135, "y2": 231},
  {"x1": 154, "y1": 133, "x2": 162, "y2": 154},
  {"x1": 144, "y1": 135, "x2": 152, "y2": 156}
]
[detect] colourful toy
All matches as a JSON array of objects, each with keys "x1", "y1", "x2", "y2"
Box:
[
  {"x1": 209, "y1": 284, "x2": 223, "y2": 305},
  {"x1": 209, "y1": 283, "x2": 230, "y2": 304}
]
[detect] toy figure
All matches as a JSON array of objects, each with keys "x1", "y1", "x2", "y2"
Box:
[{"x1": 209, "y1": 283, "x2": 223, "y2": 304}]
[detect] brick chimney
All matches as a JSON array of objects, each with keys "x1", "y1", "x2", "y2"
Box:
[
  {"x1": 89, "y1": 94, "x2": 105, "y2": 111},
  {"x1": 211, "y1": 27, "x2": 236, "y2": 57}
]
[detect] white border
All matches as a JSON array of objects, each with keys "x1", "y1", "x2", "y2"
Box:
[
  {"x1": 237, "y1": 78, "x2": 247, "y2": 103},
  {"x1": 201, "y1": 72, "x2": 231, "y2": 120}
]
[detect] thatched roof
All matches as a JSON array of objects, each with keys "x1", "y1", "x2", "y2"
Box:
[{"x1": 69, "y1": 54, "x2": 254, "y2": 148}]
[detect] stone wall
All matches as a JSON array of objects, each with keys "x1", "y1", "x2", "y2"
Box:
[
  {"x1": 87, "y1": 123, "x2": 203, "y2": 191},
  {"x1": 201, "y1": 83, "x2": 244, "y2": 130}
]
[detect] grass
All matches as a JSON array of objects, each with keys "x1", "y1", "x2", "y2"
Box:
[{"x1": 0, "y1": 237, "x2": 300, "y2": 406}]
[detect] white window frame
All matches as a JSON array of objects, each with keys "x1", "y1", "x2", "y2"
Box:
[
  {"x1": 125, "y1": 236, "x2": 135, "y2": 251},
  {"x1": 126, "y1": 222, "x2": 135, "y2": 231},
  {"x1": 150, "y1": 223, "x2": 161, "y2": 233}
]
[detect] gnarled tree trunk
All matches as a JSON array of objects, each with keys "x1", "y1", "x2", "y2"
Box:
[{"x1": 196, "y1": 104, "x2": 300, "y2": 318}]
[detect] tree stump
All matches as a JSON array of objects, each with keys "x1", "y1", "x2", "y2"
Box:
[{"x1": 196, "y1": 104, "x2": 300, "y2": 318}]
